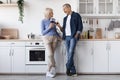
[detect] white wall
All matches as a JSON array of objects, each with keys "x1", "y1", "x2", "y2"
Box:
[{"x1": 0, "y1": 0, "x2": 77, "y2": 39}]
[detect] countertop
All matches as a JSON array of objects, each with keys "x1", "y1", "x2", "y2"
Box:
[
  {"x1": 0, "y1": 38, "x2": 120, "y2": 42},
  {"x1": 0, "y1": 39, "x2": 43, "y2": 42}
]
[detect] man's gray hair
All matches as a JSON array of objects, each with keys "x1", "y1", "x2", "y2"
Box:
[{"x1": 63, "y1": 3, "x2": 71, "y2": 8}]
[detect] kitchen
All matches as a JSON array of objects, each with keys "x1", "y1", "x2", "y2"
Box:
[{"x1": 0, "y1": 0, "x2": 120, "y2": 80}]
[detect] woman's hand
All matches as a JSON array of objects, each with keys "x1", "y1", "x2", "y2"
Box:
[{"x1": 49, "y1": 23, "x2": 55, "y2": 29}]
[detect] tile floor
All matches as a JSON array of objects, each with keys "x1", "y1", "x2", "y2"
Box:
[{"x1": 0, "y1": 74, "x2": 120, "y2": 80}]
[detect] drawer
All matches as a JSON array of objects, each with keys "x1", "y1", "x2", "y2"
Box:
[{"x1": 0, "y1": 42, "x2": 25, "y2": 47}]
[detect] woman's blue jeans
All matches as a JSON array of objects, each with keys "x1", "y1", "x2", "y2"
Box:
[{"x1": 65, "y1": 36, "x2": 77, "y2": 74}]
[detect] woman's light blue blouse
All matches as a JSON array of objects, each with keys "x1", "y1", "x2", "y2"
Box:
[{"x1": 41, "y1": 19, "x2": 59, "y2": 36}]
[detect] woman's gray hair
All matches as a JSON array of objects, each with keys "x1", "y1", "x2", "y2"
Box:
[
  {"x1": 44, "y1": 8, "x2": 53, "y2": 18},
  {"x1": 63, "y1": 3, "x2": 71, "y2": 8}
]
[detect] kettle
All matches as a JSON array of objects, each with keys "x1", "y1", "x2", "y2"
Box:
[{"x1": 28, "y1": 33, "x2": 35, "y2": 39}]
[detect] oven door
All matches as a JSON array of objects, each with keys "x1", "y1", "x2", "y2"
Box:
[{"x1": 26, "y1": 47, "x2": 47, "y2": 64}]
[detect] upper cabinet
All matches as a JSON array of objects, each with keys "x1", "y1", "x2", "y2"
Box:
[
  {"x1": 79, "y1": 0, "x2": 94, "y2": 14},
  {"x1": 117, "y1": 0, "x2": 120, "y2": 14},
  {"x1": 98, "y1": 0, "x2": 113, "y2": 14},
  {"x1": 0, "y1": 4, "x2": 17, "y2": 7},
  {"x1": 79, "y1": 0, "x2": 120, "y2": 18},
  {"x1": 0, "y1": 0, "x2": 17, "y2": 7}
]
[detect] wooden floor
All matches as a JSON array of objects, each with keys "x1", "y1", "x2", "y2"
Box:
[{"x1": 0, "y1": 74, "x2": 120, "y2": 80}]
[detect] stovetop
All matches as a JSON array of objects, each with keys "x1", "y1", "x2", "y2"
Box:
[{"x1": 25, "y1": 41, "x2": 44, "y2": 47}]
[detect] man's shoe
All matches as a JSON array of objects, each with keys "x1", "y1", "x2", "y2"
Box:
[
  {"x1": 71, "y1": 73, "x2": 78, "y2": 77},
  {"x1": 66, "y1": 69, "x2": 71, "y2": 76}
]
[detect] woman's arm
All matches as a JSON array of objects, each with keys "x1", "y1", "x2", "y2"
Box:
[{"x1": 41, "y1": 20, "x2": 55, "y2": 35}]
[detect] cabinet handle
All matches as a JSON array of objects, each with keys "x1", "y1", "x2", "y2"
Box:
[
  {"x1": 10, "y1": 49, "x2": 14, "y2": 56},
  {"x1": 9, "y1": 49, "x2": 11, "y2": 56},
  {"x1": 108, "y1": 45, "x2": 111, "y2": 50},
  {"x1": 106, "y1": 46, "x2": 108, "y2": 50},
  {"x1": 11, "y1": 43, "x2": 15, "y2": 44},
  {"x1": 12, "y1": 49, "x2": 14, "y2": 56},
  {"x1": 106, "y1": 43, "x2": 111, "y2": 51},
  {"x1": 91, "y1": 48, "x2": 94, "y2": 55},
  {"x1": 106, "y1": 43, "x2": 109, "y2": 50}
]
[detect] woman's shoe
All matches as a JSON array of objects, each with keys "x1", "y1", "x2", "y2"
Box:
[
  {"x1": 46, "y1": 72, "x2": 55, "y2": 78},
  {"x1": 50, "y1": 67, "x2": 56, "y2": 75}
]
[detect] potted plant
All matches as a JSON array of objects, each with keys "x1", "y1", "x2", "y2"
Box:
[{"x1": 17, "y1": 0, "x2": 24, "y2": 23}]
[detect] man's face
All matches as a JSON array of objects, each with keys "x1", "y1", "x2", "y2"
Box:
[{"x1": 63, "y1": 6, "x2": 71, "y2": 15}]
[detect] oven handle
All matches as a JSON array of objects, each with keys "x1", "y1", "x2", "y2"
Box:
[{"x1": 26, "y1": 48, "x2": 45, "y2": 50}]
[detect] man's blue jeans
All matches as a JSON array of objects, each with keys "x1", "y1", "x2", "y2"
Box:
[{"x1": 65, "y1": 36, "x2": 77, "y2": 74}]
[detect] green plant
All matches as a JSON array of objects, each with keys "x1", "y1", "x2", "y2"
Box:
[{"x1": 17, "y1": 0, "x2": 24, "y2": 23}]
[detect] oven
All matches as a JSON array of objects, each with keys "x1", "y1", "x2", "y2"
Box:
[{"x1": 25, "y1": 42, "x2": 47, "y2": 64}]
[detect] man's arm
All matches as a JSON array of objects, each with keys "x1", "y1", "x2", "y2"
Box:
[
  {"x1": 56, "y1": 23, "x2": 63, "y2": 32},
  {"x1": 75, "y1": 13, "x2": 83, "y2": 38}
]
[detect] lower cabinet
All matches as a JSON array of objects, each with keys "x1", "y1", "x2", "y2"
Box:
[
  {"x1": 0, "y1": 47, "x2": 11, "y2": 73},
  {"x1": 109, "y1": 41, "x2": 120, "y2": 72},
  {"x1": 1, "y1": 41, "x2": 120, "y2": 74},
  {"x1": 77, "y1": 41, "x2": 120, "y2": 74},
  {"x1": 25, "y1": 65, "x2": 47, "y2": 73},
  {"x1": 12, "y1": 47, "x2": 25, "y2": 73},
  {"x1": 93, "y1": 41, "x2": 109, "y2": 72},
  {"x1": 0, "y1": 42, "x2": 25, "y2": 73},
  {"x1": 55, "y1": 41, "x2": 66, "y2": 73},
  {"x1": 77, "y1": 41, "x2": 93, "y2": 73}
]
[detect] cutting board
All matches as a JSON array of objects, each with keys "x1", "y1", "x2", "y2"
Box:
[{"x1": 1, "y1": 28, "x2": 19, "y2": 39}]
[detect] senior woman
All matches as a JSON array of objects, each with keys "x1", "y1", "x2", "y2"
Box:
[{"x1": 41, "y1": 8, "x2": 60, "y2": 78}]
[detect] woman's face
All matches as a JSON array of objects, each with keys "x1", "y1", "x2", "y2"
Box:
[{"x1": 49, "y1": 11, "x2": 53, "y2": 18}]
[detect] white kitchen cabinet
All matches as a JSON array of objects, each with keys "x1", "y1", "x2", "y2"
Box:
[
  {"x1": 109, "y1": 41, "x2": 120, "y2": 72},
  {"x1": 118, "y1": 0, "x2": 120, "y2": 14},
  {"x1": 0, "y1": 4, "x2": 17, "y2": 7},
  {"x1": 93, "y1": 41, "x2": 109, "y2": 72},
  {"x1": 12, "y1": 47, "x2": 25, "y2": 73},
  {"x1": 98, "y1": 0, "x2": 113, "y2": 14},
  {"x1": 79, "y1": 0, "x2": 94, "y2": 14},
  {"x1": 55, "y1": 41, "x2": 66, "y2": 73},
  {"x1": 77, "y1": 41, "x2": 94, "y2": 73},
  {"x1": 79, "y1": 0, "x2": 120, "y2": 17},
  {"x1": 0, "y1": 46, "x2": 11, "y2": 73},
  {"x1": 93, "y1": 41, "x2": 120, "y2": 73},
  {"x1": 0, "y1": 42, "x2": 25, "y2": 73}
]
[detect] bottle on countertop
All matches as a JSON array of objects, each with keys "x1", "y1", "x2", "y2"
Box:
[
  {"x1": 88, "y1": 30, "x2": 90, "y2": 39},
  {"x1": 104, "y1": 27, "x2": 107, "y2": 39}
]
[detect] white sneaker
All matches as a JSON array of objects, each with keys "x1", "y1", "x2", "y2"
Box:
[
  {"x1": 46, "y1": 72, "x2": 55, "y2": 78},
  {"x1": 50, "y1": 67, "x2": 56, "y2": 75}
]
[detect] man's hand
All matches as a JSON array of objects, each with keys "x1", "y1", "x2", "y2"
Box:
[
  {"x1": 56, "y1": 23, "x2": 63, "y2": 32},
  {"x1": 75, "y1": 33, "x2": 79, "y2": 39}
]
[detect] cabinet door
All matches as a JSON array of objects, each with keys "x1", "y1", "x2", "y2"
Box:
[
  {"x1": 109, "y1": 41, "x2": 120, "y2": 72},
  {"x1": 0, "y1": 47, "x2": 11, "y2": 73},
  {"x1": 12, "y1": 47, "x2": 25, "y2": 73},
  {"x1": 77, "y1": 41, "x2": 93, "y2": 73},
  {"x1": 93, "y1": 41, "x2": 108, "y2": 72},
  {"x1": 79, "y1": 0, "x2": 94, "y2": 14},
  {"x1": 118, "y1": 0, "x2": 120, "y2": 14},
  {"x1": 55, "y1": 41, "x2": 66, "y2": 73},
  {"x1": 98, "y1": 0, "x2": 113, "y2": 14}
]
